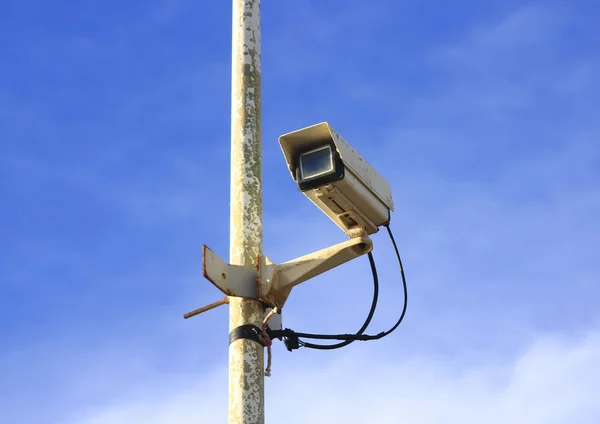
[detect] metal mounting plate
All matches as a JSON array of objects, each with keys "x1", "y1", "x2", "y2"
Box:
[{"x1": 202, "y1": 245, "x2": 257, "y2": 298}]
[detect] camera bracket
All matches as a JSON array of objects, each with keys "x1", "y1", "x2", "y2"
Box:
[{"x1": 185, "y1": 237, "x2": 373, "y2": 329}]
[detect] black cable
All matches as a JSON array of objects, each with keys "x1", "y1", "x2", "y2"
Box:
[
  {"x1": 273, "y1": 224, "x2": 408, "y2": 347},
  {"x1": 298, "y1": 250, "x2": 380, "y2": 350},
  {"x1": 377, "y1": 224, "x2": 408, "y2": 337}
]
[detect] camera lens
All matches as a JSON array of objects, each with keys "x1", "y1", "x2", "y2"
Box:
[{"x1": 299, "y1": 145, "x2": 334, "y2": 181}]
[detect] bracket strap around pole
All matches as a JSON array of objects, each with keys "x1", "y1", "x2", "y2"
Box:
[{"x1": 229, "y1": 324, "x2": 269, "y2": 346}]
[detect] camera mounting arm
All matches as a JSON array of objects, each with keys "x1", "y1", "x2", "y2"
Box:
[
  {"x1": 185, "y1": 237, "x2": 373, "y2": 327},
  {"x1": 259, "y1": 237, "x2": 373, "y2": 309}
]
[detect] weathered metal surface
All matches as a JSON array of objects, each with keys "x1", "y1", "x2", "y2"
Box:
[
  {"x1": 277, "y1": 122, "x2": 393, "y2": 237},
  {"x1": 266, "y1": 237, "x2": 373, "y2": 308},
  {"x1": 198, "y1": 236, "x2": 369, "y2": 322},
  {"x1": 327, "y1": 124, "x2": 394, "y2": 211},
  {"x1": 278, "y1": 122, "x2": 394, "y2": 211},
  {"x1": 229, "y1": 0, "x2": 264, "y2": 423},
  {"x1": 257, "y1": 254, "x2": 277, "y2": 306},
  {"x1": 203, "y1": 245, "x2": 258, "y2": 298},
  {"x1": 311, "y1": 182, "x2": 380, "y2": 236}
]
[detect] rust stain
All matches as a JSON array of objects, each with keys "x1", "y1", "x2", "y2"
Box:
[
  {"x1": 183, "y1": 297, "x2": 229, "y2": 319},
  {"x1": 202, "y1": 245, "x2": 208, "y2": 279}
]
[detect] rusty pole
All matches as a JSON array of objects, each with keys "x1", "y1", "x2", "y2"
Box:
[{"x1": 229, "y1": 0, "x2": 264, "y2": 423}]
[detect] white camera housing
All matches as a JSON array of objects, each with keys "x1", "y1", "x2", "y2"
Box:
[{"x1": 279, "y1": 122, "x2": 394, "y2": 238}]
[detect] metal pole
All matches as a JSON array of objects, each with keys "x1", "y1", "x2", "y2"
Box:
[{"x1": 229, "y1": 0, "x2": 264, "y2": 423}]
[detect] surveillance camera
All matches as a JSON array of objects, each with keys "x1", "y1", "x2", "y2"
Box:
[{"x1": 278, "y1": 122, "x2": 394, "y2": 238}]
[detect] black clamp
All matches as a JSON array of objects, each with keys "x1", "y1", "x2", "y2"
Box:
[
  {"x1": 229, "y1": 324, "x2": 269, "y2": 346},
  {"x1": 267, "y1": 328, "x2": 300, "y2": 351}
]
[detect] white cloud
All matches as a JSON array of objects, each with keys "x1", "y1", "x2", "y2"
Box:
[{"x1": 66, "y1": 327, "x2": 600, "y2": 424}]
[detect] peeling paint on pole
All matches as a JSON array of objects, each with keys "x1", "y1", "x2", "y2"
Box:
[{"x1": 229, "y1": 0, "x2": 264, "y2": 423}]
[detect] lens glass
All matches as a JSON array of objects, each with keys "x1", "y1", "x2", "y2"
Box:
[{"x1": 299, "y1": 145, "x2": 334, "y2": 181}]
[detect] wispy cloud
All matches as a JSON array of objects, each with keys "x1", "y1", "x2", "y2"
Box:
[{"x1": 63, "y1": 326, "x2": 600, "y2": 424}]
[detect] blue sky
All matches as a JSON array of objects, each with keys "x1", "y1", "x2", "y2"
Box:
[{"x1": 1, "y1": 0, "x2": 599, "y2": 422}]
